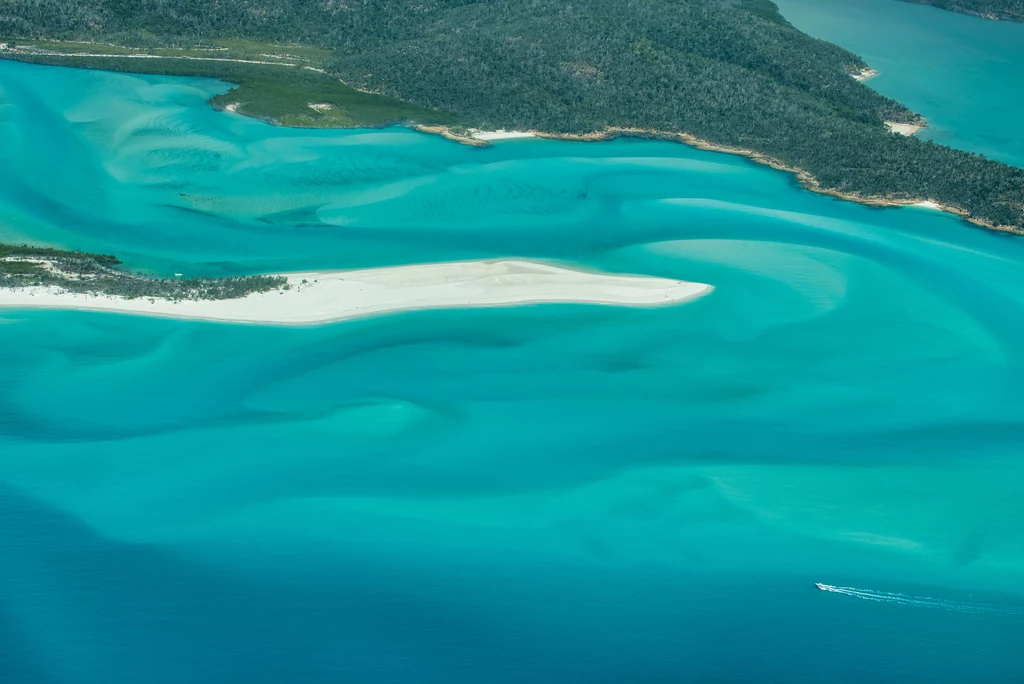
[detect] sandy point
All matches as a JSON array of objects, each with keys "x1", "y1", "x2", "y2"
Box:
[{"x1": 0, "y1": 259, "x2": 712, "y2": 326}]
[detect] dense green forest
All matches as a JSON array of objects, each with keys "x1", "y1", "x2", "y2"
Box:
[
  {"x1": 1, "y1": 243, "x2": 287, "y2": 299},
  {"x1": 1, "y1": 0, "x2": 1023, "y2": 231},
  {"x1": 901, "y1": 0, "x2": 1024, "y2": 21}
]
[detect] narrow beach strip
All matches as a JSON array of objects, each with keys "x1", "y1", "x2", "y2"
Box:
[
  {"x1": 471, "y1": 130, "x2": 537, "y2": 141},
  {"x1": 886, "y1": 120, "x2": 926, "y2": 136},
  {"x1": 0, "y1": 259, "x2": 711, "y2": 325}
]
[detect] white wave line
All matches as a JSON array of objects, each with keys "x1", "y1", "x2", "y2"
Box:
[{"x1": 816, "y1": 584, "x2": 1022, "y2": 616}]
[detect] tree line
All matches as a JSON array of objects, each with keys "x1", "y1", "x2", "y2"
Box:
[
  {"x1": 900, "y1": 0, "x2": 1024, "y2": 21},
  {"x1": 1, "y1": 243, "x2": 286, "y2": 300},
  {"x1": 1, "y1": 0, "x2": 1023, "y2": 230}
]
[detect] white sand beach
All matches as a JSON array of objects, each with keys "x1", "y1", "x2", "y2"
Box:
[
  {"x1": 471, "y1": 130, "x2": 537, "y2": 141},
  {"x1": 886, "y1": 120, "x2": 926, "y2": 136},
  {"x1": 852, "y1": 67, "x2": 879, "y2": 82},
  {"x1": 0, "y1": 259, "x2": 711, "y2": 325}
]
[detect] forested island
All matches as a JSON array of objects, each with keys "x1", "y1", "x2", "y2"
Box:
[
  {"x1": 0, "y1": 243, "x2": 286, "y2": 300},
  {"x1": 2, "y1": 0, "x2": 1023, "y2": 232},
  {"x1": 901, "y1": 0, "x2": 1024, "y2": 21}
]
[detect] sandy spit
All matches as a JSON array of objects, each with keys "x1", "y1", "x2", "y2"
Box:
[{"x1": 0, "y1": 259, "x2": 712, "y2": 326}]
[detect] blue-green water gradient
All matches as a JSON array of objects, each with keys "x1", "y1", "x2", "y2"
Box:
[
  {"x1": 1, "y1": 59, "x2": 1023, "y2": 682},
  {"x1": 774, "y1": 0, "x2": 1024, "y2": 168}
]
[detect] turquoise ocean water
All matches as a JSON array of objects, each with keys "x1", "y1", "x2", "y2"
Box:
[
  {"x1": 774, "y1": 0, "x2": 1024, "y2": 169},
  {"x1": 1, "y1": 48, "x2": 1023, "y2": 683}
]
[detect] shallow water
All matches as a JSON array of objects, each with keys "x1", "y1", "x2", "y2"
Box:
[
  {"x1": 774, "y1": 0, "x2": 1024, "y2": 168},
  {"x1": 1, "y1": 59, "x2": 1023, "y2": 683}
]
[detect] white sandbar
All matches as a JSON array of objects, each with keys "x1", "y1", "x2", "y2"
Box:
[{"x1": 0, "y1": 259, "x2": 711, "y2": 325}]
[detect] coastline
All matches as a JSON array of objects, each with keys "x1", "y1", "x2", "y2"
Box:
[
  {"x1": 0, "y1": 259, "x2": 712, "y2": 325},
  {"x1": 885, "y1": 120, "x2": 927, "y2": 136},
  {"x1": 471, "y1": 130, "x2": 537, "y2": 141},
  {"x1": 415, "y1": 125, "x2": 1017, "y2": 235},
  {"x1": 852, "y1": 67, "x2": 879, "y2": 81},
  {"x1": 2, "y1": 52, "x2": 1011, "y2": 234}
]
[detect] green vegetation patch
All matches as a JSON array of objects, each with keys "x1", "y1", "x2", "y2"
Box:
[
  {"x1": 0, "y1": 260, "x2": 48, "y2": 276},
  {"x1": 1, "y1": 51, "x2": 454, "y2": 128},
  {"x1": 0, "y1": 242, "x2": 121, "y2": 265},
  {"x1": 0, "y1": 243, "x2": 287, "y2": 301},
  {"x1": 206, "y1": 66, "x2": 455, "y2": 128},
  {"x1": 737, "y1": 0, "x2": 793, "y2": 24}
]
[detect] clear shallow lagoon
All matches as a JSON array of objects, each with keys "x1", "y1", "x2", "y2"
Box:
[
  {"x1": 774, "y1": 0, "x2": 1024, "y2": 168},
  {"x1": 1, "y1": 60, "x2": 1024, "y2": 682}
]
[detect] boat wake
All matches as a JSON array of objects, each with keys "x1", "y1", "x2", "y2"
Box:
[{"x1": 815, "y1": 583, "x2": 1021, "y2": 616}]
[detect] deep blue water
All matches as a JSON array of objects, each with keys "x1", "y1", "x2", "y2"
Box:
[{"x1": 1, "y1": 56, "x2": 1023, "y2": 683}]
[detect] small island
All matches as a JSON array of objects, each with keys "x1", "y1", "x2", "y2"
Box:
[{"x1": 0, "y1": 256, "x2": 712, "y2": 326}]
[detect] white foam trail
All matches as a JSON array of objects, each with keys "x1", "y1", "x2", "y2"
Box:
[{"x1": 816, "y1": 584, "x2": 1022, "y2": 616}]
